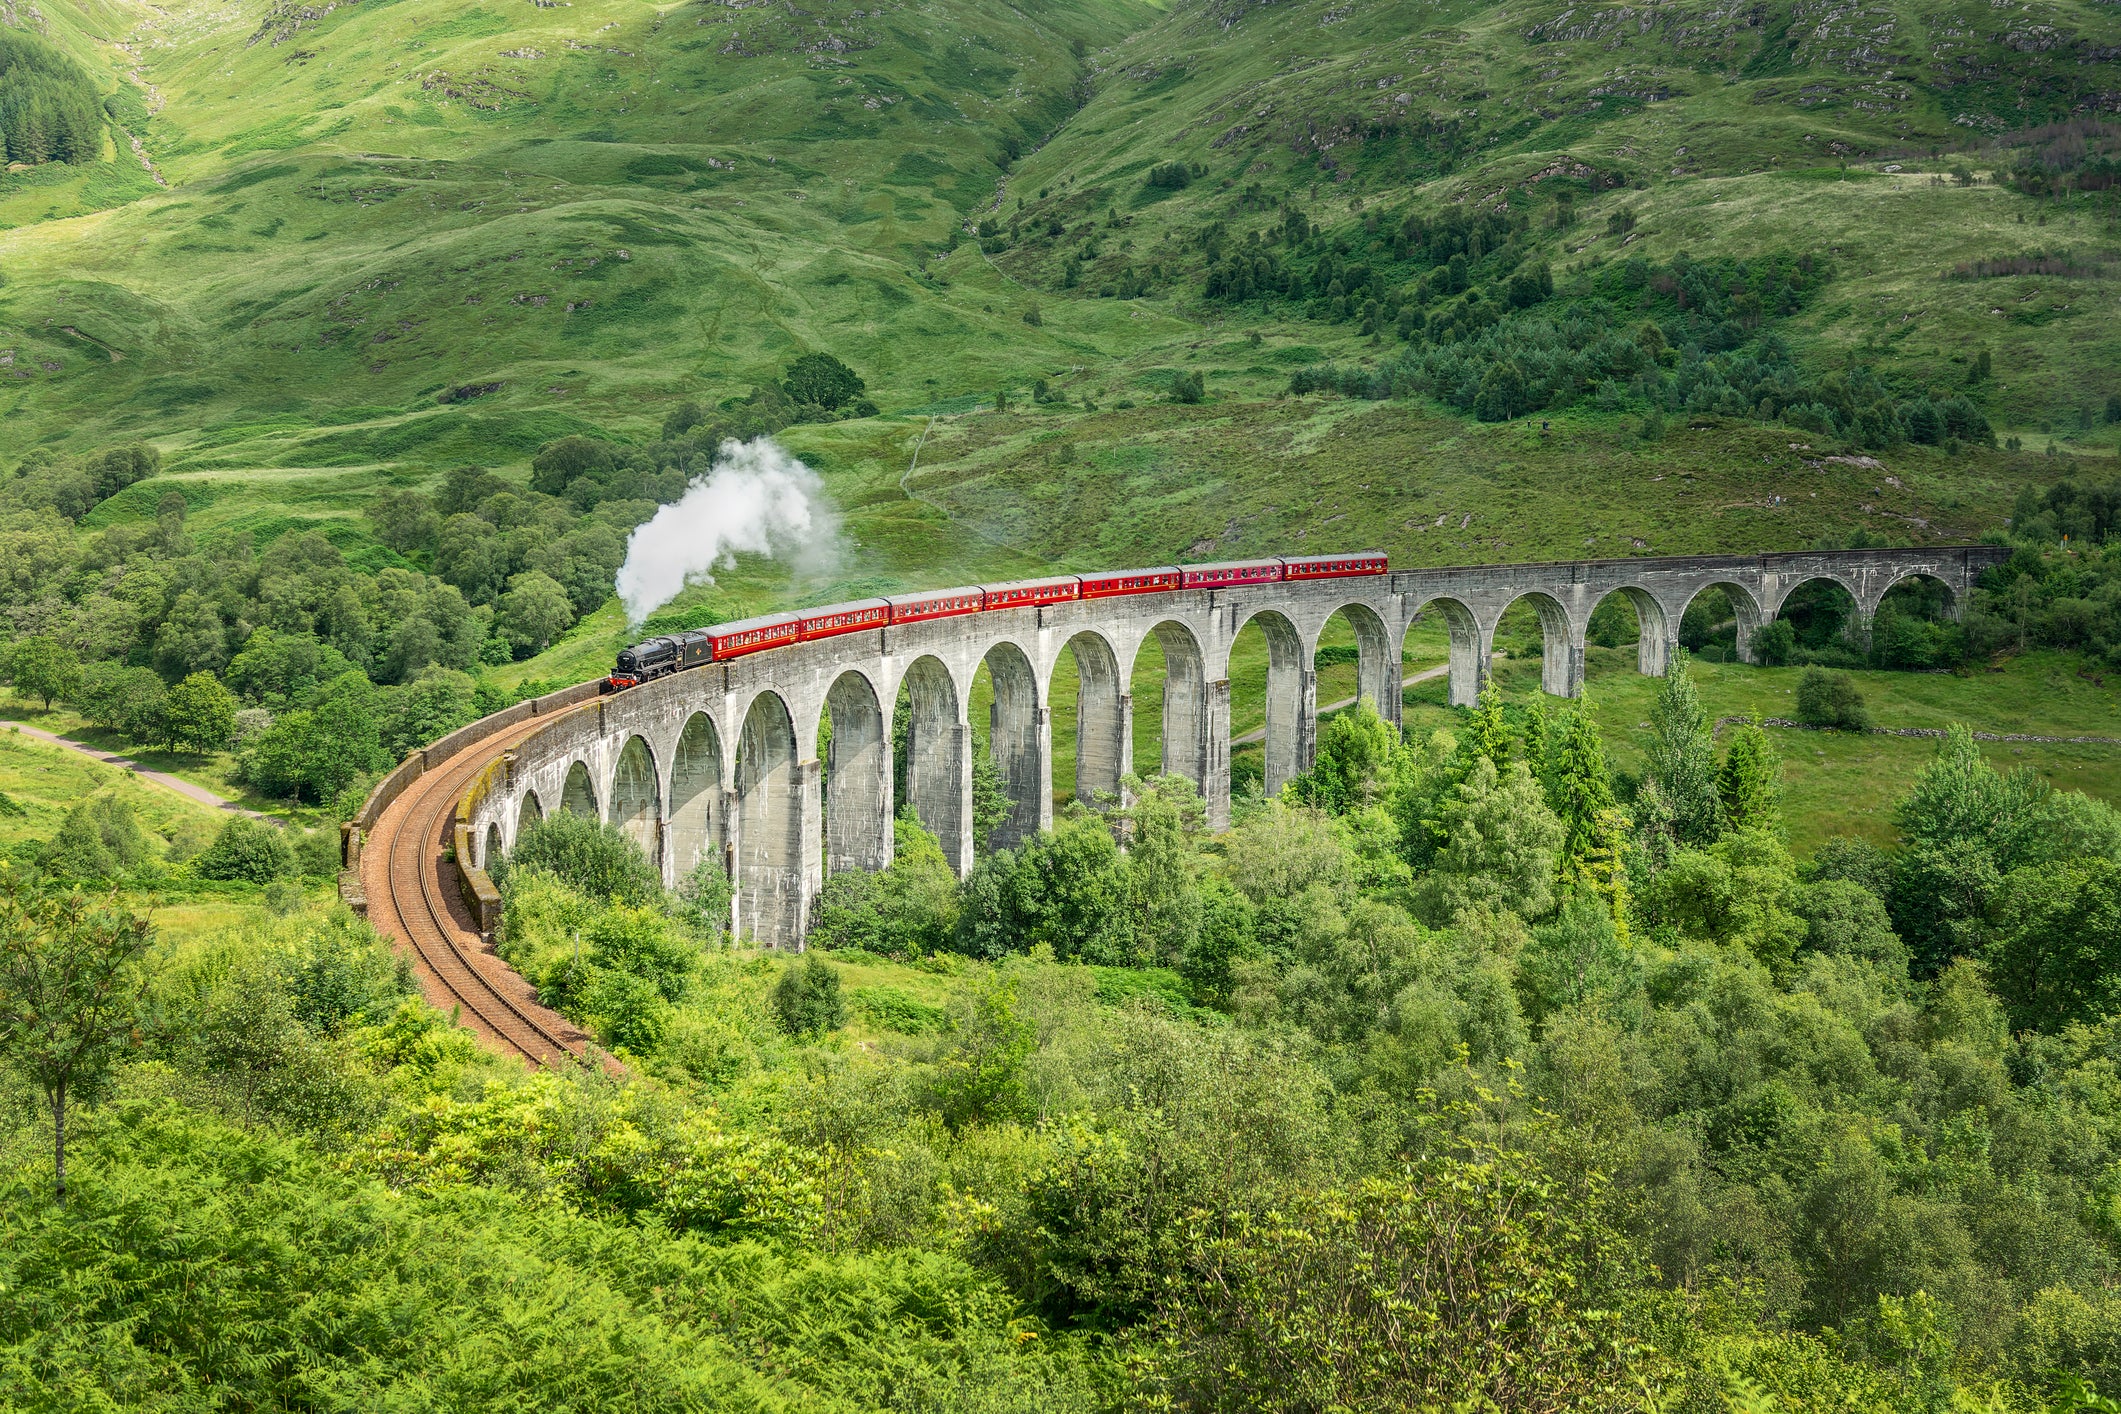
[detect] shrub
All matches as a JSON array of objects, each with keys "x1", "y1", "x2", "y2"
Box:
[
  {"x1": 1795, "y1": 667, "x2": 1871, "y2": 731},
  {"x1": 500, "y1": 812, "x2": 659, "y2": 906},
  {"x1": 192, "y1": 816, "x2": 296, "y2": 883},
  {"x1": 772, "y1": 955, "x2": 846, "y2": 1037},
  {"x1": 1752, "y1": 618, "x2": 1797, "y2": 666}
]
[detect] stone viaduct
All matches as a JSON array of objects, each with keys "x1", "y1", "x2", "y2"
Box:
[{"x1": 446, "y1": 545, "x2": 2004, "y2": 948}]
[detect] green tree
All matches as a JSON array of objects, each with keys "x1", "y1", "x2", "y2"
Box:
[
  {"x1": 782, "y1": 352, "x2": 866, "y2": 410},
  {"x1": 164, "y1": 671, "x2": 238, "y2": 753},
  {"x1": 956, "y1": 812, "x2": 1133, "y2": 963},
  {"x1": 809, "y1": 820, "x2": 960, "y2": 956},
  {"x1": 1545, "y1": 701, "x2": 1617, "y2": 871},
  {"x1": 1415, "y1": 757, "x2": 1564, "y2": 926},
  {"x1": 1641, "y1": 656, "x2": 1721, "y2": 849},
  {"x1": 927, "y1": 976, "x2": 1035, "y2": 1129},
  {"x1": 0, "y1": 867, "x2": 153, "y2": 1202},
  {"x1": 1466, "y1": 679, "x2": 1515, "y2": 767},
  {"x1": 1295, "y1": 700, "x2": 1403, "y2": 815},
  {"x1": 1986, "y1": 861, "x2": 2121, "y2": 1033},
  {"x1": 1795, "y1": 666, "x2": 1870, "y2": 731},
  {"x1": 1717, "y1": 719, "x2": 1783, "y2": 834},
  {"x1": 1124, "y1": 774, "x2": 1206, "y2": 968},
  {"x1": 501, "y1": 812, "x2": 660, "y2": 907},
  {"x1": 9, "y1": 634, "x2": 79, "y2": 710},
  {"x1": 386, "y1": 664, "x2": 477, "y2": 757},
  {"x1": 38, "y1": 794, "x2": 150, "y2": 882},
  {"x1": 193, "y1": 816, "x2": 295, "y2": 884},
  {"x1": 496, "y1": 571, "x2": 576, "y2": 658},
  {"x1": 1151, "y1": 1141, "x2": 1642, "y2": 1412},
  {"x1": 772, "y1": 955, "x2": 846, "y2": 1037},
  {"x1": 153, "y1": 590, "x2": 230, "y2": 679},
  {"x1": 369, "y1": 489, "x2": 440, "y2": 555},
  {"x1": 527, "y1": 437, "x2": 615, "y2": 496}
]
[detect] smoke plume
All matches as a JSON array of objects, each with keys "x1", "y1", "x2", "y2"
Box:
[{"x1": 615, "y1": 437, "x2": 842, "y2": 627}]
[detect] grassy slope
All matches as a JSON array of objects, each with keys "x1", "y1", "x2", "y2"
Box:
[
  {"x1": 1, "y1": 0, "x2": 2117, "y2": 837},
  {"x1": 0, "y1": 717, "x2": 232, "y2": 851}
]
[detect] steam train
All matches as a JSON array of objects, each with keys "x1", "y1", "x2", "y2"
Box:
[{"x1": 606, "y1": 553, "x2": 1388, "y2": 691}]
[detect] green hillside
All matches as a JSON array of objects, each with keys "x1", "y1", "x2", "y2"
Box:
[{"x1": 0, "y1": 0, "x2": 2114, "y2": 485}]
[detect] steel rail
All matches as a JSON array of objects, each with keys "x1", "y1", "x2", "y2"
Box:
[{"x1": 366, "y1": 717, "x2": 582, "y2": 1066}]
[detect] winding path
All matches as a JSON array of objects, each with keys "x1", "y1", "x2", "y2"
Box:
[
  {"x1": 360, "y1": 714, "x2": 591, "y2": 1067},
  {"x1": 5, "y1": 721, "x2": 269, "y2": 818}
]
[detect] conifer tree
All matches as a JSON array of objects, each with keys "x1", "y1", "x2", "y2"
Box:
[
  {"x1": 1546, "y1": 702, "x2": 1618, "y2": 869},
  {"x1": 1642, "y1": 655, "x2": 1721, "y2": 847},
  {"x1": 1717, "y1": 719, "x2": 1783, "y2": 834}
]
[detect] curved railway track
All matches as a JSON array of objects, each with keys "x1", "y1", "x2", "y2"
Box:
[{"x1": 363, "y1": 716, "x2": 589, "y2": 1067}]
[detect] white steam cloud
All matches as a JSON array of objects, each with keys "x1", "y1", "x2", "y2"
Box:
[{"x1": 615, "y1": 437, "x2": 842, "y2": 628}]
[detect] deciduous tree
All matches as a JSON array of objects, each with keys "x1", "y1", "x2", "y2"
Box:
[{"x1": 0, "y1": 867, "x2": 153, "y2": 1203}]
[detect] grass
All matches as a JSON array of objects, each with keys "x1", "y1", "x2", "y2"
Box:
[
  {"x1": 0, "y1": 699, "x2": 287, "y2": 817},
  {"x1": 0, "y1": 721, "x2": 231, "y2": 855},
  {"x1": 1401, "y1": 647, "x2": 2121, "y2": 854}
]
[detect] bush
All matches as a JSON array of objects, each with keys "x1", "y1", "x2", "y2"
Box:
[
  {"x1": 1752, "y1": 618, "x2": 1797, "y2": 666},
  {"x1": 772, "y1": 955, "x2": 846, "y2": 1037},
  {"x1": 500, "y1": 812, "x2": 659, "y2": 906},
  {"x1": 192, "y1": 816, "x2": 296, "y2": 883},
  {"x1": 1794, "y1": 667, "x2": 1870, "y2": 731}
]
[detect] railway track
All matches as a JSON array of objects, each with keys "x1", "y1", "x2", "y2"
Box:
[{"x1": 362, "y1": 716, "x2": 589, "y2": 1067}]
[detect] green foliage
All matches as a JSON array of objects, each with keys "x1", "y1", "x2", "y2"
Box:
[
  {"x1": 772, "y1": 954, "x2": 847, "y2": 1037},
  {"x1": 1986, "y1": 860, "x2": 2121, "y2": 1032},
  {"x1": 192, "y1": 816, "x2": 295, "y2": 884},
  {"x1": 163, "y1": 671, "x2": 238, "y2": 753},
  {"x1": 1639, "y1": 656, "x2": 1722, "y2": 851},
  {"x1": 7, "y1": 635, "x2": 79, "y2": 711},
  {"x1": 1717, "y1": 720, "x2": 1784, "y2": 834},
  {"x1": 0, "y1": 32, "x2": 103, "y2": 166},
  {"x1": 499, "y1": 811, "x2": 660, "y2": 907},
  {"x1": 239, "y1": 672, "x2": 389, "y2": 803},
  {"x1": 956, "y1": 812, "x2": 1133, "y2": 963},
  {"x1": 927, "y1": 974, "x2": 1036, "y2": 1131},
  {"x1": 0, "y1": 868, "x2": 153, "y2": 1202},
  {"x1": 811, "y1": 819, "x2": 959, "y2": 955},
  {"x1": 1414, "y1": 756, "x2": 1564, "y2": 925},
  {"x1": 1293, "y1": 700, "x2": 1404, "y2": 815},
  {"x1": 1147, "y1": 1131, "x2": 1642, "y2": 1413},
  {"x1": 781, "y1": 352, "x2": 868, "y2": 412},
  {"x1": 1796, "y1": 666, "x2": 1872, "y2": 731},
  {"x1": 38, "y1": 793, "x2": 150, "y2": 882}
]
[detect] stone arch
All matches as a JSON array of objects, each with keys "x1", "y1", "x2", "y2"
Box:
[
  {"x1": 1320, "y1": 601, "x2": 1396, "y2": 716},
  {"x1": 736, "y1": 691, "x2": 802, "y2": 947},
  {"x1": 901, "y1": 655, "x2": 968, "y2": 875},
  {"x1": 517, "y1": 790, "x2": 543, "y2": 840},
  {"x1": 982, "y1": 640, "x2": 1045, "y2": 851},
  {"x1": 483, "y1": 821, "x2": 502, "y2": 870},
  {"x1": 668, "y1": 713, "x2": 724, "y2": 885},
  {"x1": 1137, "y1": 620, "x2": 1208, "y2": 788},
  {"x1": 824, "y1": 671, "x2": 890, "y2": 875},
  {"x1": 1407, "y1": 596, "x2": 1482, "y2": 707},
  {"x1": 1058, "y1": 630, "x2": 1127, "y2": 810},
  {"x1": 560, "y1": 761, "x2": 598, "y2": 818},
  {"x1": 609, "y1": 734, "x2": 661, "y2": 867},
  {"x1": 1490, "y1": 590, "x2": 1579, "y2": 697},
  {"x1": 1871, "y1": 569, "x2": 1960, "y2": 621},
  {"x1": 1587, "y1": 585, "x2": 1675, "y2": 677},
  {"x1": 1677, "y1": 580, "x2": 1765, "y2": 664},
  {"x1": 1766, "y1": 575, "x2": 1858, "y2": 657},
  {"x1": 1231, "y1": 608, "x2": 1307, "y2": 794}
]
